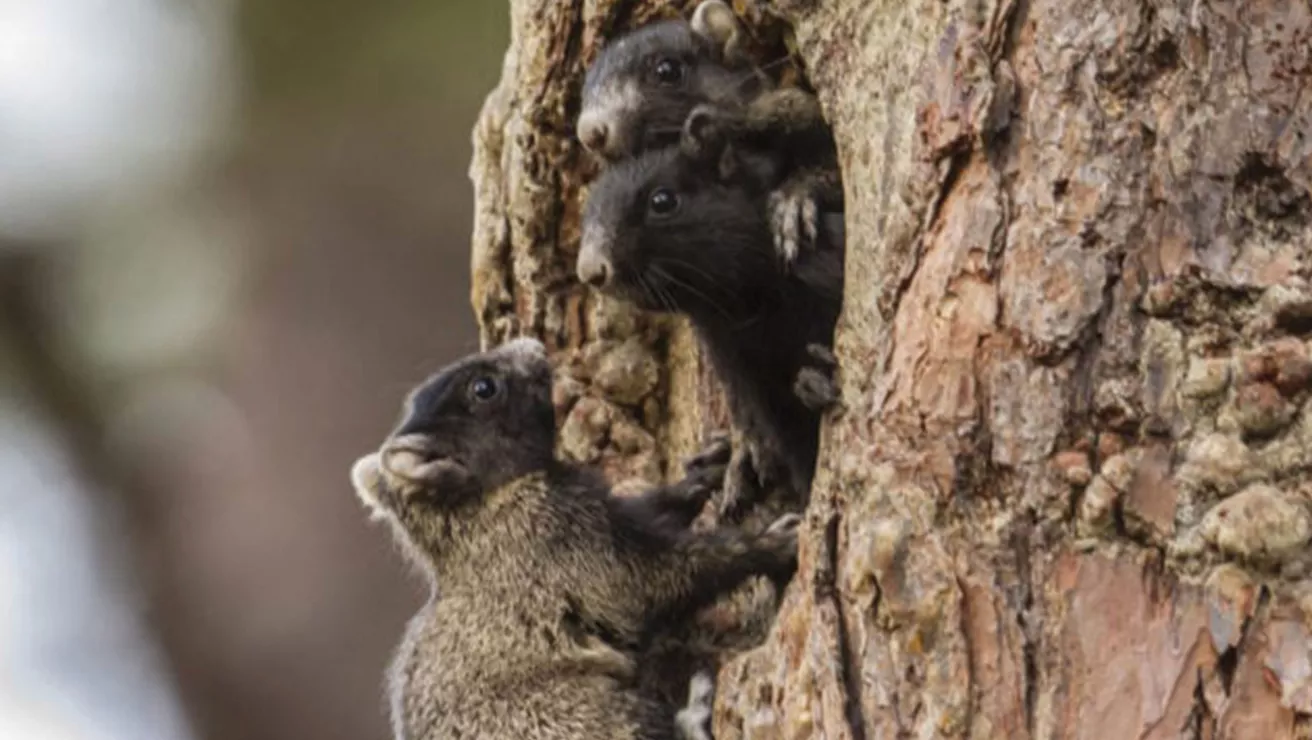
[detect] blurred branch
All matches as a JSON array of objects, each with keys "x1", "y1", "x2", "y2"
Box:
[
  {"x1": 0, "y1": 242, "x2": 200, "y2": 739},
  {"x1": 0, "y1": 246, "x2": 113, "y2": 484}
]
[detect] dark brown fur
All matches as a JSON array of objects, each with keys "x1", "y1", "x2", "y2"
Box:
[
  {"x1": 577, "y1": 121, "x2": 845, "y2": 520},
  {"x1": 578, "y1": 0, "x2": 843, "y2": 264}
]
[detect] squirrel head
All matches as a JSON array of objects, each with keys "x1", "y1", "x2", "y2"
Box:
[
  {"x1": 350, "y1": 338, "x2": 557, "y2": 549},
  {"x1": 577, "y1": 1, "x2": 761, "y2": 161},
  {"x1": 577, "y1": 115, "x2": 781, "y2": 323}
]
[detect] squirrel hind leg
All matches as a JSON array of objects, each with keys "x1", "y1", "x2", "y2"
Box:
[{"x1": 673, "y1": 670, "x2": 715, "y2": 740}]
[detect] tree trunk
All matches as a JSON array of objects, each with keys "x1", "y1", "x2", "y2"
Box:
[{"x1": 469, "y1": 0, "x2": 1312, "y2": 737}]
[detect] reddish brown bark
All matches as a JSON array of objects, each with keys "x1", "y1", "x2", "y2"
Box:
[{"x1": 471, "y1": 0, "x2": 1312, "y2": 737}]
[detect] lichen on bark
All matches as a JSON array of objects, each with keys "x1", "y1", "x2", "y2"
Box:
[{"x1": 469, "y1": 0, "x2": 1312, "y2": 737}]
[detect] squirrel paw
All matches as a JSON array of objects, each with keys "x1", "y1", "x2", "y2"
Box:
[
  {"x1": 760, "y1": 511, "x2": 797, "y2": 564},
  {"x1": 683, "y1": 432, "x2": 733, "y2": 474},
  {"x1": 645, "y1": 434, "x2": 731, "y2": 531},
  {"x1": 678, "y1": 433, "x2": 732, "y2": 502},
  {"x1": 794, "y1": 343, "x2": 842, "y2": 412},
  {"x1": 674, "y1": 670, "x2": 715, "y2": 740},
  {"x1": 758, "y1": 513, "x2": 802, "y2": 586},
  {"x1": 716, "y1": 440, "x2": 763, "y2": 524},
  {"x1": 673, "y1": 463, "x2": 727, "y2": 513},
  {"x1": 764, "y1": 512, "x2": 803, "y2": 539},
  {"x1": 806, "y1": 343, "x2": 838, "y2": 369},
  {"x1": 769, "y1": 186, "x2": 821, "y2": 268}
]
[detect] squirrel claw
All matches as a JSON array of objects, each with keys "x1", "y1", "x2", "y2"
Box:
[
  {"x1": 679, "y1": 462, "x2": 727, "y2": 502},
  {"x1": 806, "y1": 343, "x2": 838, "y2": 369},
  {"x1": 769, "y1": 187, "x2": 821, "y2": 268},
  {"x1": 760, "y1": 513, "x2": 802, "y2": 587},
  {"x1": 674, "y1": 433, "x2": 734, "y2": 504},
  {"x1": 765, "y1": 513, "x2": 803, "y2": 539},
  {"x1": 683, "y1": 432, "x2": 733, "y2": 472},
  {"x1": 662, "y1": 435, "x2": 733, "y2": 516},
  {"x1": 716, "y1": 441, "x2": 763, "y2": 524}
]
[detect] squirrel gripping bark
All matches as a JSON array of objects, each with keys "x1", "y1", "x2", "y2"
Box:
[{"x1": 350, "y1": 338, "x2": 800, "y2": 739}]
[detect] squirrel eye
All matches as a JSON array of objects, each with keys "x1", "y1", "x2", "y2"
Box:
[
  {"x1": 469, "y1": 376, "x2": 500, "y2": 402},
  {"x1": 647, "y1": 188, "x2": 679, "y2": 216},
  {"x1": 653, "y1": 57, "x2": 684, "y2": 85}
]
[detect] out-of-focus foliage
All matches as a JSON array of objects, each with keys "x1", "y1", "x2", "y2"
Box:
[
  {"x1": 0, "y1": 0, "x2": 508, "y2": 738},
  {"x1": 0, "y1": 0, "x2": 233, "y2": 240},
  {"x1": 241, "y1": 0, "x2": 506, "y2": 110}
]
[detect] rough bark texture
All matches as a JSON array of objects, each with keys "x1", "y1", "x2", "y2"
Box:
[{"x1": 470, "y1": 0, "x2": 1312, "y2": 737}]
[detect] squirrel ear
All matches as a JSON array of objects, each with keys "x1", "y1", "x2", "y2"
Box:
[
  {"x1": 690, "y1": 0, "x2": 742, "y2": 56},
  {"x1": 680, "y1": 105, "x2": 728, "y2": 165},
  {"x1": 681, "y1": 106, "x2": 740, "y2": 183}
]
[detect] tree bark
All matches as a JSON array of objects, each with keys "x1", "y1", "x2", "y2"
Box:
[{"x1": 470, "y1": 0, "x2": 1312, "y2": 737}]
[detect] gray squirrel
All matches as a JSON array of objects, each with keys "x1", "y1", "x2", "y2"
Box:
[
  {"x1": 578, "y1": 0, "x2": 843, "y2": 266},
  {"x1": 350, "y1": 338, "x2": 800, "y2": 739}
]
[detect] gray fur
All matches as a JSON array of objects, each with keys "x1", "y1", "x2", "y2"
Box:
[{"x1": 351, "y1": 339, "x2": 799, "y2": 739}]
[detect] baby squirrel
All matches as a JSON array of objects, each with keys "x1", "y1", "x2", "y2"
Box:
[
  {"x1": 350, "y1": 338, "x2": 800, "y2": 739},
  {"x1": 578, "y1": 0, "x2": 843, "y2": 266},
  {"x1": 576, "y1": 113, "x2": 845, "y2": 521}
]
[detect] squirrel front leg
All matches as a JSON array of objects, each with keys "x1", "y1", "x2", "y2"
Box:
[
  {"x1": 741, "y1": 87, "x2": 829, "y2": 139},
  {"x1": 741, "y1": 89, "x2": 841, "y2": 267},
  {"x1": 684, "y1": 90, "x2": 842, "y2": 268},
  {"x1": 683, "y1": 88, "x2": 829, "y2": 157},
  {"x1": 632, "y1": 513, "x2": 800, "y2": 623},
  {"x1": 613, "y1": 434, "x2": 731, "y2": 532}
]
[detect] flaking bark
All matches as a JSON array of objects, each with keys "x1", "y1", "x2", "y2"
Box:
[{"x1": 470, "y1": 0, "x2": 1312, "y2": 737}]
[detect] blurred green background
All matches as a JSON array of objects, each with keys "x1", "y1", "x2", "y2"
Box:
[{"x1": 0, "y1": 1, "x2": 508, "y2": 739}]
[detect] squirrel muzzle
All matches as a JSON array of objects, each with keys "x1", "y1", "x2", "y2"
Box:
[{"x1": 577, "y1": 225, "x2": 614, "y2": 288}]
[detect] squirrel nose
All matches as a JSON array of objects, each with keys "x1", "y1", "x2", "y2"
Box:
[
  {"x1": 576, "y1": 247, "x2": 612, "y2": 288},
  {"x1": 577, "y1": 114, "x2": 610, "y2": 154}
]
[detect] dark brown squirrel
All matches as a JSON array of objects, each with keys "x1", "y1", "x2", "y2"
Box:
[
  {"x1": 576, "y1": 112, "x2": 845, "y2": 521},
  {"x1": 349, "y1": 337, "x2": 800, "y2": 739},
  {"x1": 577, "y1": 0, "x2": 843, "y2": 267}
]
